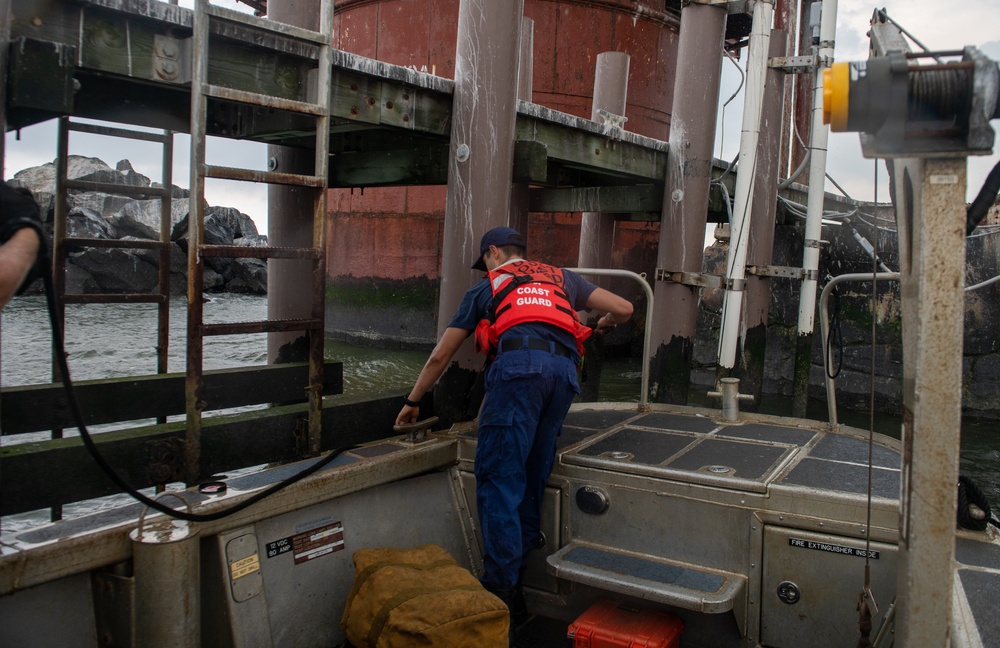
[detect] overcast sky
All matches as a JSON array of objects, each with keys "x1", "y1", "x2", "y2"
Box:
[{"x1": 4, "y1": 0, "x2": 1000, "y2": 233}]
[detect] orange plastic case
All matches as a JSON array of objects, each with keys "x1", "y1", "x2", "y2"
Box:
[{"x1": 567, "y1": 600, "x2": 684, "y2": 648}]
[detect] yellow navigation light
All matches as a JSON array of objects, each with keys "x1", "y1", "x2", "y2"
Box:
[{"x1": 823, "y1": 62, "x2": 851, "y2": 132}]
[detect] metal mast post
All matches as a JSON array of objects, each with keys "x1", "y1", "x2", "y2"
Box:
[
  {"x1": 650, "y1": 0, "x2": 727, "y2": 404},
  {"x1": 434, "y1": 0, "x2": 525, "y2": 423}
]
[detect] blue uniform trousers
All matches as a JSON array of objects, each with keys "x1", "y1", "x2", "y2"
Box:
[{"x1": 474, "y1": 341, "x2": 580, "y2": 589}]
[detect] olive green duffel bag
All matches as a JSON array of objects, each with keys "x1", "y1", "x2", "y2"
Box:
[{"x1": 340, "y1": 544, "x2": 509, "y2": 648}]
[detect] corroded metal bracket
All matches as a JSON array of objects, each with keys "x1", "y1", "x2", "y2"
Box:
[
  {"x1": 152, "y1": 35, "x2": 192, "y2": 84},
  {"x1": 147, "y1": 438, "x2": 185, "y2": 484},
  {"x1": 768, "y1": 54, "x2": 817, "y2": 74},
  {"x1": 746, "y1": 265, "x2": 818, "y2": 281},
  {"x1": 655, "y1": 269, "x2": 746, "y2": 291},
  {"x1": 656, "y1": 269, "x2": 722, "y2": 289}
]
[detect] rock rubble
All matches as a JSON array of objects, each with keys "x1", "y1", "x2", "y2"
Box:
[{"x1": 9, "y1": 156, "x2": 267, "y2": 295}]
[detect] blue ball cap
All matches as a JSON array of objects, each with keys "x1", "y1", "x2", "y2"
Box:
[{"x1": 471, "y1": 226, "x2": 527, "y2": 271}]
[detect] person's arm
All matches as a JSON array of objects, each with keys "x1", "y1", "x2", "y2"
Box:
[
  {"x1": 586, "y1": 286, "x2": 634, "y2": 335},
  {"x1": 0, "y1": 228, "x2": 40, "y2": 309},
  {"x1": 396, "y1": 326, "x2": 471, "y2": 425}
]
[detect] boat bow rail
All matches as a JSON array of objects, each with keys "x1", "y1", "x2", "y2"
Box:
[{"x1": 0, "y1": 433, "x2": 460, "y2": 597}]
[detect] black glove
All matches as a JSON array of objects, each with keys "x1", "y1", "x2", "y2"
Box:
[{"x1": 0, "y1": 181, "x2": 47, "y2": 294}]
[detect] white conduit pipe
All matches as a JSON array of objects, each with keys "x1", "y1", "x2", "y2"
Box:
[
  {"x1": 796, "y1": 0, "x2": 839, "y2": 338},
  {"x1": 717, "y1": 0, "x2": 774, "y2": 369}
]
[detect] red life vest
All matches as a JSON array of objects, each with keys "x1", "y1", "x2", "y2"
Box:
[{"x1": 474, "y1": 260, "x2": 592, "y2": 358}]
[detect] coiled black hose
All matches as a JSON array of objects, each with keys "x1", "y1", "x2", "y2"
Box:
[{"x1": 30, "y1": 224, "x2": 356, "y2": 523}]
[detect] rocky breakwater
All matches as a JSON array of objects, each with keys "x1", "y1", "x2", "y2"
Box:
[{"x1": 9, "y1": 156, "x2": 267, "y2": 295}]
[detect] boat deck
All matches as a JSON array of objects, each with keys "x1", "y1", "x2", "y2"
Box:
[
  {"x1": 460, "y1": 404, "x2": 1000, "y2": 646},
  {"x1": 558, "y1": 407, "x2": 901, "y2": 499}
]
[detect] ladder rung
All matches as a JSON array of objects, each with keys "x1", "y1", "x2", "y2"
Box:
[
  {"x1": 203, "y1": 164, "x2": 326, "y2": 188},
  {"x1": 62, "y1": 238, "x2": 169, "y2": 251},
  {"x1": 203, "y1": 83, "x2": 326, "y2": 116},
  {"x1": 67, "y1": 122, "x2": 172, "y2": 144},
  {"x1": 200, "y1": 245, "x2": 322, "y2": 260},
  {"x1": 201, "y1": 318, "x2": 322, "y2": 336},
  {"x1": 61, "y1": 293, "x2": 167, "y2": 305},
  {"x1": 63, "y1": 179, "x2": 172, "y2": 198},
  {"x1": 201, "y1": 3, "x2": 331, "y2": 47}
]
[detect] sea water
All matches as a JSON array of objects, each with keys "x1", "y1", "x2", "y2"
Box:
[{"x1": 1, "y1": 294, "x2": 997, "y2": 533}]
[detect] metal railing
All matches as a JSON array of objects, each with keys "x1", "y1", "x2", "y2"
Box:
[
  {"x1": 566, "y1": 268, "x2": 653, "y2": 410},
  {"x1": 819, "y1": 272, "x2": 900, "y2": 426}
]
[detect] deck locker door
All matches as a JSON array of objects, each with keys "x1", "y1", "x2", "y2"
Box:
[{"x1": 760, "y1": 526, "x2": 897, "y2": 647}]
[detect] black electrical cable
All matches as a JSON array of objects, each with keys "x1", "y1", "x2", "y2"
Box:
[
  {"x1": 966, "y1": 158, "x2": 1000, "y2": 236},
  {"x1": 825, "y1": 287, "x2": 844, "y2": 380},
  {"x1": 30, "y1": 224, "x2": 356, "y2": 523}
]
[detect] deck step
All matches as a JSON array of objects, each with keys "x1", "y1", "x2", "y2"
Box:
[{"x1": 546, "y1": 542, "x2": 745, "y2": 614}]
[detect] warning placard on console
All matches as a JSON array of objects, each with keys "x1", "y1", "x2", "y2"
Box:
[{"x1": 291, "y1": 521, "x2": 345, "y2": 564}]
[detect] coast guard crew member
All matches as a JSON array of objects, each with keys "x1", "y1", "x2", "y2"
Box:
[
  {"x1": 0, "y1": 182, "x2": 44, "y2": 309},
  {"x1": 396, "y1": 226, "x2": 633, "y2": 620}
]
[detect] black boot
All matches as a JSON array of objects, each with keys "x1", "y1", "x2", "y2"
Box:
[
  {"x1": 510, "y1": 582, "x2": 529, "y2": 627},
  {"x1": 483, "y1": 583, "x2": 517, "y2": 646}
]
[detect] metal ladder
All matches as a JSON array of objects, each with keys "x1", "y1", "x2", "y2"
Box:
[
  {"x1": 53, "y1": 119, "x2": 175, "y2": 379},
  {"x1": 186, "y1": 0, "x2": 333, "y2": 483},
  {"x1": 50, "y1": 117, "x2": 176, "y2": 518}
]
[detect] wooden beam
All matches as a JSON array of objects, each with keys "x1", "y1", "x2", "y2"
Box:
[
  {"x1": 515, "y1": 103, "x2": 667, "y2": 183},
  {"x1": 1, "y1": 361, "x2": 343, "y2": 436},
  {"x1": 329, "y1": 146, "x2": 449, "y2": 186},
  {"x1": 528, "y1": 184, "x2": 662, "y2": 213},
  {"x1": 513, "y1": 140, "x2": 549, "y2": 183}
]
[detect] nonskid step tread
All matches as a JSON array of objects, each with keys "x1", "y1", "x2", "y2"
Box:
[{"x1": 546, "y1": 541, "x2": 745, "y2": 614}]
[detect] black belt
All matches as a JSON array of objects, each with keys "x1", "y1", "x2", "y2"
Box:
[{"x1": 499, "y1": 336, "x2": 572, "y2": 358}]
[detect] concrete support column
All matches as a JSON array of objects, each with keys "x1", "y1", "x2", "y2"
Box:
[
  {"x1": 434, "y1": 0, "x2": 524, "y2": 424},
  {"x1": 266, "y1": 0, "x2": 320, "y2": 364},
  {"x1": 578, "y1": 51, "x2": 630, "y2": 281},
  {"x1": 733, "y1": 30, "x2": 787, "y2": 406},
  {"x1": 577, "y1": 52, "x2": 629, "y2": 402},
  {"x1": 510, "y1": 16, "x2": 534, "y2": 237},
  {"x1": 649, "y1": 2, "x2": 727, "y2": 404},
  {"x1": 894, "y1": 157, "x2": 965, "y2": 647}
]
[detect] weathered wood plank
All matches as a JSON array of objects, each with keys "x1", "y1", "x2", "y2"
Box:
[
  {"x1": 517, "y1": 117, "x2": 666, "y2": 181},
  {"x1": 330, "y1": 146, "x2": 449, "y2": 187},
  {"x1": 1, "y1": 361, "x2": 343, "y2": 436},
  {"x1": 0, "y1": 393, "x2": 409, "y2": 516},
  {"x1": 513, "y1": 140, "x2": 549, "y2": 184},
  {"x1": 528, "y1": 184, "x2": 663, "y2": 214}
]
